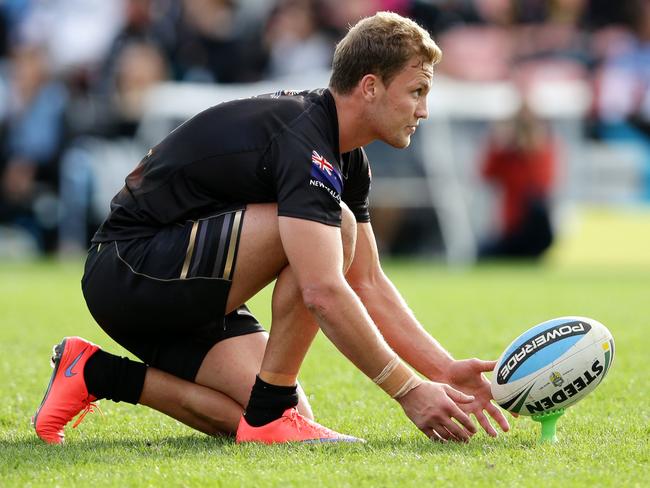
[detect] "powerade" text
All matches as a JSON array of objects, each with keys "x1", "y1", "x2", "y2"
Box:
[
  {"x1": 524, "y1": 360, "x2": 604, "y2": 414},
  {"x1": 497, "y1": 321, "x2": 591, "y2": 384}
]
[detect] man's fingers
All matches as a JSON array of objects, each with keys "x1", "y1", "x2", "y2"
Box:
[
  {"x1": 427, "y1": 415, "x2": 477, "y2": 443},
  {"x1": 444, "y1": 384, "x2": 475, "y2": 404},
  {"x1": 486, "y1": 402, "x2": 511, "y2": 432},
  {"x1": 443, "y1": 420, "x2": 471, "y2": 442},
  {"x1": 428, "y1": 428, "x2": 447, "y2": 443},
  {"x1": 475, "y1": 410, "x2": 498, "y2": 438},
  {"x1": 449, "y1": 404, "x2": 477, "y2": 434},
  {"x1": 475, "y1": 359, "x2": 498, "y2": 372}
]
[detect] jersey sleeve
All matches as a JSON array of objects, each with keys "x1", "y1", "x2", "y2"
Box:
[
  {"x1": 273, "y1": 137, "x2": 344, "y2": 227},
  {"x1": 341, "y1": 148, "x2": 371, "y2": 223}
]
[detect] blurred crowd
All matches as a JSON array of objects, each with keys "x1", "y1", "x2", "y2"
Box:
[{"x1": 0, "y1": 0, "x2": 649, "y2": 257}]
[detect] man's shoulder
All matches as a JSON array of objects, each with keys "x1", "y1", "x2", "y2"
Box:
[
  {"x1": 267, "y1": 90, "x2": 336, "y2": 146},
  {"x1": 209, "y1": 89, "x2": 328, "y2": 138},
  {"x1": 167, "y1": 89, "x2": 326, "y2": 155},
  {"x1": 261, "y1": 88, "x2": 328, "y2": 104},
  {"x1": 230, "y1": 88, "x2": 326, "y2": 117}
]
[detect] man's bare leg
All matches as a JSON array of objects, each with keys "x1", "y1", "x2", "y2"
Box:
[
  {"x1": 258, "y1": 204, "x2": 357, "y2": 387},
  {"x1": 234, "y1": 205, "x2": 362, "y2": 440},
  {"x1": 138, "y1": 368, "x2": 242, "y2": 435},
  {"x1": 138, "y1": 333, "x2": 313, "y2": 435},
  {"x1": 194, "y1": 332, "x2": 314, "y2": 421},
  {"x1": 258, "y1": 266, "x2": 320, "y2": 387},
  {"x1": 224, "y1": 204, "x2": 288, "y2": 313}
]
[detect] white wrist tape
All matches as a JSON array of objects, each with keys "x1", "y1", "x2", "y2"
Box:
[{"x1": 372, "y1": 355, "x2": 424, "y2": 399}]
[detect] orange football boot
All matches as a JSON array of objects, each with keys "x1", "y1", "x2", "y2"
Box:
[
  {"x1": 236, "y1": 407, "x2": 365, "y2": 444},
  {"x1": 32, "y1": 337, "x2": 101, "y2": 444}
]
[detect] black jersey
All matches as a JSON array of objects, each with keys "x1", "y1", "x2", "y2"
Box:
[{"x1": 92, "y1": 88, "x2": 371, "y2": 243}]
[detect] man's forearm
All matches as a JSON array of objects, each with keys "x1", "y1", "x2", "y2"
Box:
[
  {"x1": 304, "y1": 281, "x2": 398, "y2": 379},
  {"x1": 352, "y1": 274, "x2": 454, "y2": 382}
]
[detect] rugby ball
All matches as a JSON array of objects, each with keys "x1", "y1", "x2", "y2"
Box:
[{"x1": 491, "y1": 316, "x2": 615, "y2": 416}]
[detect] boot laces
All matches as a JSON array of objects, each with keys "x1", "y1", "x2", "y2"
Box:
[
  {"x1": 72, "y1": 400, "x2": 102, "y2": 428},
  {"x1": 287, "y1": 408, "x2": 304, "y2": 431},
  {"x1": 286, "y1": 408, "x2": 335, "y2": 438}
]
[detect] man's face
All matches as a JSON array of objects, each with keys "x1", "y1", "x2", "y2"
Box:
[{"x1": 368, "y1": 57, "x2": 433, "y2": 148}]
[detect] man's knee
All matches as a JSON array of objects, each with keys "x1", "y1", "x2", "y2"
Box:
[{"x1": 341, "y1": 203, "x2": 357, "y2": 273}]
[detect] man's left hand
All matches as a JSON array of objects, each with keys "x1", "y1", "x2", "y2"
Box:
[{"x1": 443, "y1": 359, "x2": 511, "y2": 437}]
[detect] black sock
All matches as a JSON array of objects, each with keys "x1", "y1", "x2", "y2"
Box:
[
  {"x1": 243, "y1": 376, "x2": 299, "y2": 427},
  {"x1": 84, "y1": 349, "x2": 147, "y2": 404}
]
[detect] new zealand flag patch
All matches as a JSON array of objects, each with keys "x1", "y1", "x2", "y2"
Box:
[{"x1": 310, "y1": 150, "x2": 342, "y2": 194}]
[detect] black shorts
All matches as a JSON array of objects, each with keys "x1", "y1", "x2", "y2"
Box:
[{"x1": 81, "y1": 207, "x2": 266, "y2": 381}]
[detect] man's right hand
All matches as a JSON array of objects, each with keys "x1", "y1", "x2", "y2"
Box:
[{"x1": 396, "y1": 381, "x2": 478, "y2": 442}]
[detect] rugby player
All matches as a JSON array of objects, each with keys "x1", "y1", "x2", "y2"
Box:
[{"x1": 33, "y1": 11, "x2": 510, "y2": 444}]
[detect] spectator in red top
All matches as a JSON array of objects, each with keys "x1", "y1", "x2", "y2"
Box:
[{"x1": 479, "y1": 102, "x2": 557, "y2": 258}]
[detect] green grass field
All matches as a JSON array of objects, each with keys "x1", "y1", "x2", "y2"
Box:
[{"x1": 1, "y1": 259, "x2": 648, "y2": 487}]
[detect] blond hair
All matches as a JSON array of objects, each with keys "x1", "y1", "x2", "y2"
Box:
[{"x1": 329, "y1": 11, "x2": 442, "y2": 94}]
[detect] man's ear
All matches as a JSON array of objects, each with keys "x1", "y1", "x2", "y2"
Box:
[{"x1": 359, "y1": 74, "x2": 380, "y2": 102}]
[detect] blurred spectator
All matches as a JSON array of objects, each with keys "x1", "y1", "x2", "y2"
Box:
[
  {"x1": 434, "y1": 0, "x2": 515, "y2": 81},
  {"x1": 432, "y1": 0, "x2": 594, "y2": 81},
  {"x1": 61, "y1": 0, "x2": 177, "y2": 140},
  {"x1": 0, "y1": 43, "x2": 67, "y2": 252},
  {"x1": 583, "y1": 0, "x2": 636, "y2": 30},
  {"x1": 58, "y1": 41, "x2": 168, "y2": 254},
  {"x1": 514, "y1": 0, "x2": 592, "y2": 68},
  {"x1": 595, "y1": 0, "x2": 650, "y2": 199},
  {"x1": 410, "y1": 0, "x2": 481, "y2": 38},
  {"x1": 320, "y1": 0, "x2": 385, "y2": 38},
  {"x1": 171, "y1": 0, "x2": 266, "y2": 83},
  {"x1": 479, "y1": 102, "x2": 557, "y2": 258},
  {"x1": 16, "y1": 0, "x2": 125, "y2": 77},
  {"x1": 264, "y1": 0, "x2": 334, "y2": 79},
  {"x1": 0, "y1": 6, "x2": 11, "y2": 59},
  {"x1": 98, "y1": 0, "x2": 179, "y2": 92},
  {"x1": 437, "y1": 24, "x2": 513, "y2": 81}
]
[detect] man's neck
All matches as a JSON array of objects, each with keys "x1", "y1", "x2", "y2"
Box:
[{"x1": 330, "y1": 89, "x2": 376, "y2": 154}]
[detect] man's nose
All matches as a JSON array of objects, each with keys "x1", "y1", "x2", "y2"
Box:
[{"x1": 416, "y1": 97, "x2": 428, "y2": 120}]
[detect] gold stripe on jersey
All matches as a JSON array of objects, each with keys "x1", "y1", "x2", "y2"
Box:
[
  {"x1": 222, "y1": 210, "x2": 243, "y2": 280},
  {"x1": 180, "y1": 220, "x2": 199, "y2": 279}
]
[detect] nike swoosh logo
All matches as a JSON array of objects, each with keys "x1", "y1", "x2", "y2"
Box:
[{"x1": 65, "y1": 351, "x2": 85, "y2": 377}]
